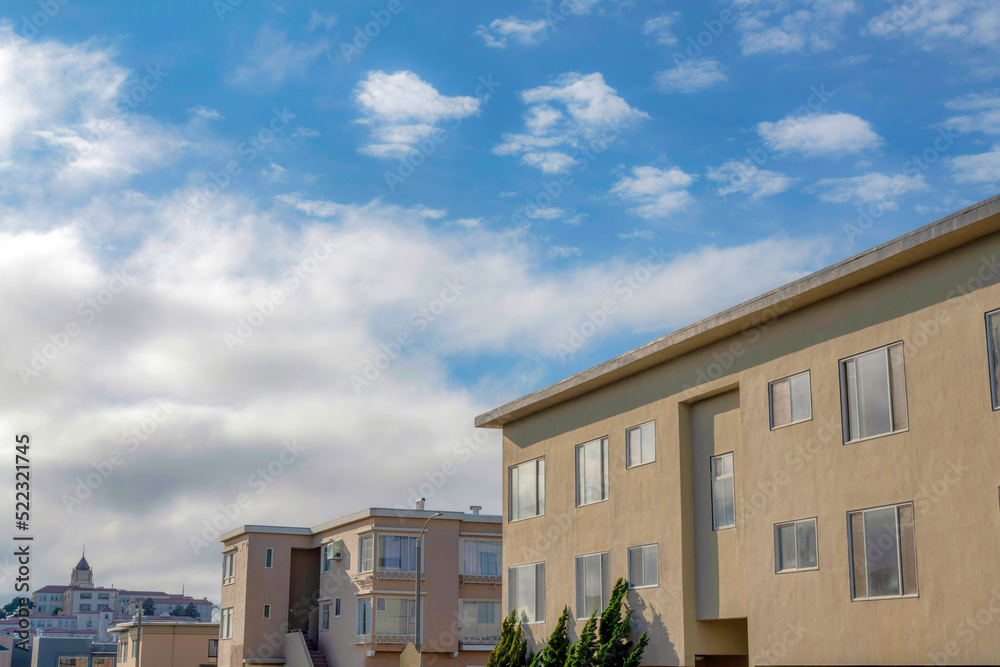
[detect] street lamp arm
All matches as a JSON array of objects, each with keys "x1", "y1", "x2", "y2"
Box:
[{"x1": 415, "y1": 511, "x2": 443, "y2": 661}]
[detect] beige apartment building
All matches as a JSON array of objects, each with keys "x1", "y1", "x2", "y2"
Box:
[
  {"x1": 218, "y1": 506, "x2": 502, "y2": 667},
  {"x1": 476, "y1": 194, "x2": 1000, "y2": 666},
  {"x1": 111, "y1": 620, "x2": 220, "y2": 667}
]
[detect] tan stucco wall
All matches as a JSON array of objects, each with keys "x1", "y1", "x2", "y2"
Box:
[
  {"x1": 500, "y1": 231, "x2": 1000, "y2": 666},
  {"x1": 112, "y1": 622, "x2": 219, "y2": 667}
]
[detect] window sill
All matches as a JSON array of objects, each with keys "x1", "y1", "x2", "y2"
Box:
[
  {"x1": 769, "y1": 416, "x2": 813, "y2": 431},
  {"x1": 576, "y1": 497, "x2": 610, "y2": 509},
  {"x1": 713, "y1": 524, "x2": 736, "y2": 532},
  {"x1": 628, "y1": 584, "x2": 658, "y2": 590},
  {"x1": 775, "y1": 566, "x2": 818, "y2": 574},
  {"x1": 844, "y1": 428, "x2": 909, "y2": 446},
  {"x1": 852, "y1": 593, "x2": 918, "y2": 602},
  {"x1": 626, "y1": 460, "x2": 656, "y2": 470},
  {"x1": 508, "y1": 513, "x2": 545, "y2": 524}
]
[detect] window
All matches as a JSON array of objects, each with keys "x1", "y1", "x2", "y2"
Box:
[
  {"x1": 93, "y1": 660, "x2": 113, "y2": 667},
  {"x1": 98, "y1": 593, "x2": 109, "y2": 599},
  {"x1": 80, "y1": 604, "x2": 91, "y2": 611},
  {"x1": 987, "y1": 309, "x2": 1000, "y2": 409},
  {"x1": 265, "y1": 548, "x2": 273, "y2": 568},
  {"x1": 359, "y1": 535, "x2": 374, "y2": 573},
  {"x1": 575, "y1": 437, "x2": 610, "y2": 506},
  {"x1": 120, "y1": 641, "x2": 127, "y2": 659},
  {"x1": 509, "y1": 457, "x2": 545, "y2": 521},
  {"x1": 357, "y1": 599, "x2": 372, "y2": 635},
  {"x1": 321, "y1": 545, "x2": 331, "y2": 573},
  {"x1": 220, "y1": 607, "x2": 233, "y2": 639},
  {"x1": 774, "y1": 518, "x2": 818, "y2": 572},
  {"x1": 377, "y1": 535, "x2": 419, "y2": 572},
  {"x1": 376, "y1": 597, "x2": 417, "y2": 635},
  {"x1": 58, "y1": 659, "x2": 88, "y2": 667},
  {"x1": 222, "y1": 552, "x2": 235, "y2": 585},
  {"x1": 848, "y1": 503, "x2": 917, "y2": 600},
  {"x1": 627, "y1": 545, "x2": 658, "y2": 589},
  {"x1": 320, "y1": 601, "x2": 330, "y2": 630},
  {"x1": 208, "y1": 639, "x2": 218, "y2": 658},
  {"x1": 711, "y1": 453, "x2": 735, "y2": 530},
  {"x1": 626, "y1": 421, "x2": 655, "y2": 468},
  {"x1": 840, "y1": 342, "x2": 908, "y2": 443},
  {"x1": 461, "y1": 539, "x2": 502, "y2": 576},
  {"x1": 133, "y1": 639, "x2": 138, "y2": 657},
  {"x1": 334, "y1": 597, "x2": 341, "y2": 618},
  {"x1": 263, "y1": 604, "x2": 271, "y2": 619},
  {"x1": 80, "y1": 593, "x2": 92, "y2": 599},
  {"x1": 460, "y1": 600, "x2": 501, "y2": 641},
  {"x1": 575, "y1": 552, "x2": 610, "y2": 619},
  {"x1": 508, "y1": 562, "x2": 545, "y2": 624},
  {"x1": 769, "y1": 371, "x2": 812, "y2": 429}
]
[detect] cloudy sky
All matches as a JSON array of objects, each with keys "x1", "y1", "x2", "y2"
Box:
[{"x1": 1, "y1": 0, "x2": 999, "y2": 604}]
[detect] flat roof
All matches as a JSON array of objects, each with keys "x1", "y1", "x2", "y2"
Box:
[
  {"x1": 220, "y1": 506, "x2": 501, "y2": 542},
  {"x1": 476, "y1": 192, "x2": 1000, "y2": 429}
]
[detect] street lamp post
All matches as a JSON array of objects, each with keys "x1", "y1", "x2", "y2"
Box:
[{"x1": 414, "y1": 510, "x2": 442, "y2": 666}]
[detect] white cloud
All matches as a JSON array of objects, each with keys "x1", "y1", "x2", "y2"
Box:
[
  {"x1": 643, "y1": 13, "x2": 680, "y2": 45},
  {"x1": 611, "y1": 166, "x2": 696, "y2": 219},
  {"x1": 292, "y1": 127, "x2": 321, "y2": 138},
  {"x1": 353, "y1": 71, "x2": 482, "y2": 159},
  {"x1": 526, "y1": 207, "x2": 567, "y2": 220},
  {"x1": 757, "y1": 112, "x2": 882, "y2": 156},
  {"x1": 308, "y1": 10, "x2": 337, "y2": 30},
  {"x1": 865, "y1": 0, "x2": 1000, "y2": 49},
  {"x1": 943, "y1": 93, "x2": 1000, "y2": 134},
  {"x1": 811, "y1": 172, "x2": 929, "y2": 208},
  {"x1": 618, "y1": 229, "x2": 655, "y2": 240},
  {"x1": 495, "y1": 72, "x2": 648, "y2": 173},
  {"x1": 451, "y1": 217, "x2": 483, "y2": 228},
  {"x1": 475, "y1": 16, "x2": 549, "y2": 48},
  {"x1": 654, "y1": 59, "x2": 728, "y2": 93},
  {"x1": 707, "y1": 160, "x2": 793, "y2": 199},
  {"x1": 837, "y1": 54, "x2": 870, "y2": 66},
  {"x1": 734, "y1": 0, "x2": 859, "y2": 55},
  {"x1": 229, "y1": 25, "x2": 328, "y2": 89},
  {"x1": 186, "y1": 106, "x2": 224, "y2": 122},
  {"x1": 548, "y1": 245, "x2": 581, "y2": 258},
  {"x1": 950, "y1": 145, "x2": 1000, "y2": 183}
]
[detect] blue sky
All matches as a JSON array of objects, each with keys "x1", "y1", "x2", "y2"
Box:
[{"x1": 1, "y1": 0, "x2": 999, "y2": 602}]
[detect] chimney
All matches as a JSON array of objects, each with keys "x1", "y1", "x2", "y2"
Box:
[
  {"x1": 415, "y1": 498, "x2": 426, "y2": 511},
  {"x1": 469, "y1": 505, "x2": 482, "y2": 515}
]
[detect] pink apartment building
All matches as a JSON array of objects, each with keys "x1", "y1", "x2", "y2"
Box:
[{"x1": 218, "y1": 506, "x2": 502, "y2": 667}]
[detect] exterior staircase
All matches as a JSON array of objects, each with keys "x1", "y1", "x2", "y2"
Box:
[{"x1": 305, "y1": 638, "x2": 329, "y2": 667}]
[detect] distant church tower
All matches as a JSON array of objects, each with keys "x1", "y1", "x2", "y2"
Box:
[{"x1": 70, "y1": 549, "x2": 94, "y2": 588}]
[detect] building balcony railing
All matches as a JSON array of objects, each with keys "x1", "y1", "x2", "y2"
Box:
[
  {"x1": 459, "y1": 574, "x2": 502, "y2": 586},
  {"x1": 351, "y1": 571, "x2": 427, "y2": 589},
  {"x1": 460, "y1": 635, "x2": 501, "y2": 646},
  {"x1": 351, "y1": 633, "x2": 416, "y2": 646}
]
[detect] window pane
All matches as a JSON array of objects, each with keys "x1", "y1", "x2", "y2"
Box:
[
  {"x1": 797, "y1": 519, "x2": 817, "y2": 568},
  {"x1": 640, "y1": 422, "x2": 655, "y2": 463},
  {"x1": 770, "y1": 378, "x2": 791, "y2": 428},
  {"x1": 898, "y1": 503, "x2": 917, "y2": 595},
  {"x1": 461, "y1": 602, "x2": 477, "y2": 639},
  {"x1": 516, "y1": 566, "x2": 536, "y2": 622},
  {"x1": 990, "y1": 312, "x2": 1000, "y2": 409},
  {"x1": 628, "y1": 548, "x2": 643, "y2": 587},
  {"x1": 627, "y1": 427, "x2": 642, "y2": 468},
  {"x1": 789, "y1": 372, "x2": 812, "y2": 423},
  {"x1": 888, "y1": 343, "x2": 908, "y2": 431},
  {"x1": 584, "y1": 555, "x2": 601, "y2": 616},
  {"x1": 850, "y1": 512, "x2": 867, "y2": 599},
  {"x1": 778, "y1": 524, "x2": 797, "y2": 570},
  {"x1": 576, "y1": 556, "x2": 585, "y2": 615},
  {"x1": 723, "y1": 477, "x2": 735, "y2": 527},
  {"x1": 854, "y1": 348, "x2": 892, "y2": 439},
  {"x1": 508, "y1": 567, "x2": 518, "y2": 615},
  {"x1": 864, "y1": 507, "x2": 900, "y2": 597},
  {"x1": 643, "y1": 546, "x2": 658, "y2": 587},
  {"x1": 535, "y1": 563, "x2": 545, "y2": 623},
  {"x1": 537, "y1": 460, "x2": 545, "y2": 515},
  {"x1": 712, "y1": 476, "x2": 725, "y2": 529}
]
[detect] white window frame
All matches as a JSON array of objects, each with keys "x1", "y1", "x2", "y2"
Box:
[
  {"x1": 376, "y1": 534, "x2": 422, "y2": 572},
  {"x1": 321, "y1": 546, "x2": 331, "y2": 573},
  {"x1": 507, "y1": 562, "x2": 545, "y2": 624},
  {"x1": 711, "y1": 452, "x2": 735, "y2": 530},
  {"x1": 575, "y1": 551, "x2": 610, "y2": 620},
  {"x1": 508, "y1": 457, "x2": 546, "y2": 522},
  {"x1": 359, "y1": 535, "x2": 374, "y2": 573},
  {"x1": 356, "y1": 598, "x2": 373, "y2": 636},
  {"x1": 847, "y1": 502, "x2": 918, "y2": 601},
  {"x1": 320, "y1": 601, "x2": 330, "y2": 630},
  {"x1": 768, "y1": 370, "x2": 813, "y2": 430},
  {"x1": 374, "y1": 596, "x2": 418, "y2": 635},
  {"x1": 263, "y1": 604, "x2": 271, "y2": 619},
  {"x1": 460, "y1": 538, "x2": 502, "y2": 576},
  {"x1": 627, "y1": 544, "x2": 658, "y2": 589},
  {"x1": 626, "y1": 421, "x2": 656, "y2": 468},
  {"x1": 222, "y1": 553, "x2": 235, "y2": 586},
  {"x1": 839, "y1": 341, "x2": 909, "y2": 444},
  {"x1": 575, "y1": 437, "x2": 610, "y2": 507},
  {"x1": 459, "y1": 599, "x2": 502, "y2": 641},
  {"x1": 773, "y1": 517, "x2": 819, "y2": 573},
  {"x1": 265, "y1": 548, "x2": 273, "y2": 569},
  {"x1": 220, "y1": 607, "x2": 233, "y2": 639},
  {"x1": 986, "y1": 308, "x2": 1000, "y2": 410},
  {"x1": 334, "y1": 597, "x2": 341, "y2": 618}
]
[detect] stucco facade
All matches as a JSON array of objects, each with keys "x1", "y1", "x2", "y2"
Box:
[
  {"x1": 218, "y1": 507, "x2": 502, "y2": 667},
  {"x1": 477, "y1": 195, "x2": 1000, "y2": 666},
  {"x1": 110, "y1": 620, "x2": 220, "y2": 667}
]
